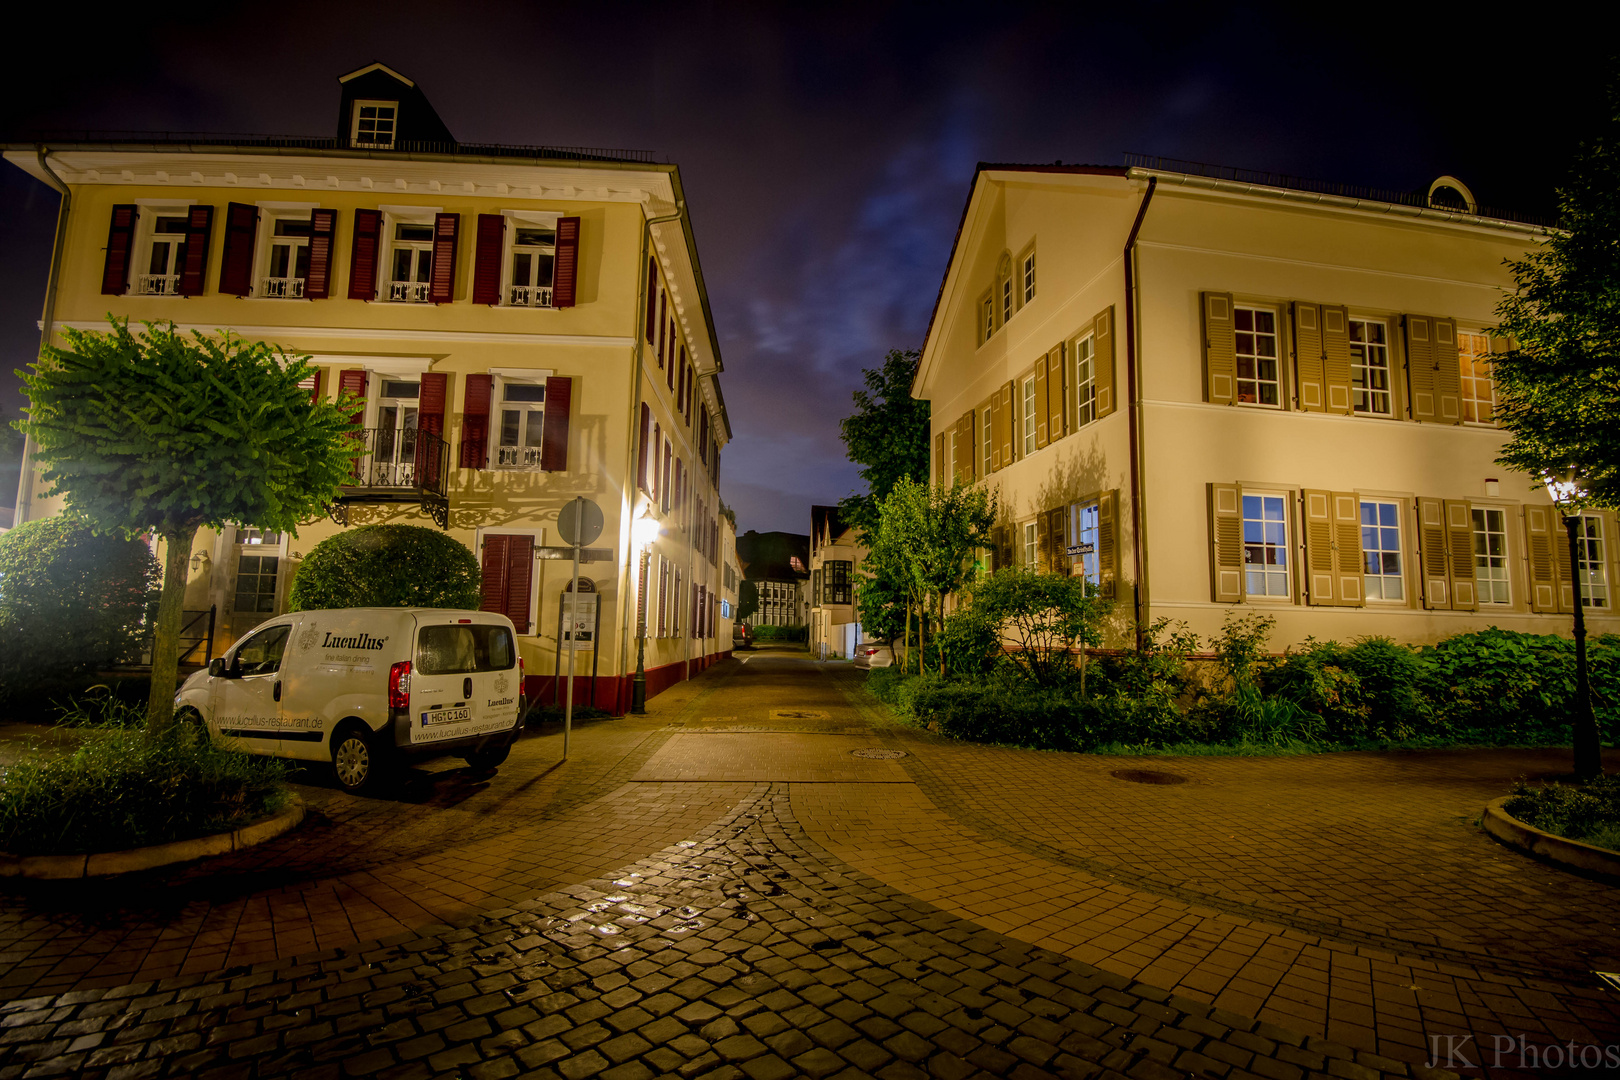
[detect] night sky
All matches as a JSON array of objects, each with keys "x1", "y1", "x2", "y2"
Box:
[{"x1": 0, "y1": 2, "x2": 1608, "y2": 534}]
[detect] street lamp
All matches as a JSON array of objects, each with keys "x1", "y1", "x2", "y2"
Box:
[
  {"x1": 1544, "y1": 467, "x2": 1603, "y2": 779},
  {"x1": 630, "y1": 506, "x2": 661, "y2": 715}
]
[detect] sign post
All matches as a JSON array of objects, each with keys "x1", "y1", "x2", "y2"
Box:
[{"x1": 556, "y1": 497, "x2": 604, "y2": 758}]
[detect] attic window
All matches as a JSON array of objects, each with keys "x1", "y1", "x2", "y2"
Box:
[
  {"x1": 1426, "y1": 175, "x2": 1477, "y2": 215},
  {"x1": 353, "y1": 100, "x2": 398, "y2": 149}
]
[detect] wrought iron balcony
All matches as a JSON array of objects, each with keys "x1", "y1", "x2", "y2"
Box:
[
  {"x1": 137, "y1": 274, "x2": 180, "y2": 295},
  {"x1": 331, "y1": 427, "x2": 450, "y2": 528},
  {"x1": 496, "y1": 444, "x2": 543, "y2": 469},
  {"x1": 260, "y1": 276, "x2": 305, "y2": 298},
  {"x1": 389, "y1": 280, "x2": 431, "y2": 303},
  {"x1": 508, "y1": 285, "x2": 553, "y2": 308}
]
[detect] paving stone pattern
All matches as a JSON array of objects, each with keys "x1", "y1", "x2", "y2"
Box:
[{"x1": 0, "y1": 784, "x2": 1455, "y2": 1080}]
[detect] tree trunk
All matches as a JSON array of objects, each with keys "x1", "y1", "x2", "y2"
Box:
[
  {"x1": 917, "y1": 596, "x2": 926, "y2": 676},
  {"x1": 904, "y1": 603, "x2": 912, "y2": 674},
  {"x1": 938, "y1": 594, "x2": 945, "y2": 677},
  {"x1": 146, "y1": 523, "x2": 199, "y2": 733}
]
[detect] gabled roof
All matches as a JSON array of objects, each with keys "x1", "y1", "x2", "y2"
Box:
[
  {"x1": 338, "y1": 62, "x2": 414, "y2": 86},
  {"x1": 811, "y1": 504, "x2": 847, "y2": 545}
]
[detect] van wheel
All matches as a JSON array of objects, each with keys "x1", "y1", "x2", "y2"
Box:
[
  {"x1": 332, "y1": 724, "x2": 382, "y2": 793},
  {"x1": 463, "y1": 744, "x2": 511, "y2": 772}
]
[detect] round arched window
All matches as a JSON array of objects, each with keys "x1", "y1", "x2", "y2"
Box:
[{"x1": 1427, "y1": 175, "x2": 1477, "y2": 214}]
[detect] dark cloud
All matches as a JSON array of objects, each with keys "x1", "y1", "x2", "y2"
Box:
[{"x1": 1, "y1": 2, "x2": 1609, "y2": 530}]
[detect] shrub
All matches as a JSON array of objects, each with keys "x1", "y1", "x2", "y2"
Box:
[
  {"x1": 946, "y1": 569, "x2": 1110, "y2": 686},
  {"x1": 1504, "y1": 775, "x2": 1620, "y2": 850},
  {"x1": 1418, "y1": 629, "x2": 1620, "y2": 743},
  {"x1": 750, "y1": 624, "x2": 807, "y2": 642},
  {"x1": 0, "y1": 516, "x2": 159, "y2": 696},
  {"x1": 289, "y1": 525, "x2": 479, "y2": 611}
]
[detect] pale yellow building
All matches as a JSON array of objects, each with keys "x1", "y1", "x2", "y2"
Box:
[
  {"x1": 6, "y1": 63, "x2": 734, "y2": 709},
  {"x1": 914, "y1": 158, "x2": 1618, "y2": 648},
  {"x1": 808, "y1": 504, "x2": 867, "y2": 659}
]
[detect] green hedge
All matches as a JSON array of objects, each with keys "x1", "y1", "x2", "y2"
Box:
[
  {"x1": 750, "y1": 624, "x2": 807, "y2": 642},
  {"x1": 289, "y1": 525, "x2": 480, "y2": 611}
]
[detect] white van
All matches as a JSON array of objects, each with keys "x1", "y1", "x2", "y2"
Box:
[{"x1": 176, "y1": 608, "x2": 525, "y2": 793}]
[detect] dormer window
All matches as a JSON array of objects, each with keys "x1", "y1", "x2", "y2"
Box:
[
  {"x1": 509, "y1": 226, "x2": 556, "y2": 307},
  {"x1": 352, "y1": 100, "x2": 399, "y2": 149}
]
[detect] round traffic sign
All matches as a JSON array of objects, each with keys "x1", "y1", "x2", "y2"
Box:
[{"x1": 558, "y1": 497, "x2": 604, "y2": 547}]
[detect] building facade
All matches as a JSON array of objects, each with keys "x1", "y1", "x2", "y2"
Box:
[
  {"x1": 808, "y1": 505, "x2": 867, "y2": 658},
  {"x1": 7, "y1": 63, "x2": 734, "y2": 710},
  {"x1": 736, "y1": 530, "x2": 809, "y2": 628},
  {"x1": 914, "y1": 160, "x2": 1619, "y2": 648}
]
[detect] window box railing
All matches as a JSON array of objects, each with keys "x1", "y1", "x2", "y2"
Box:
[
  {"x1": 508, "y1": 285, "x2": 554, "y2": 308},
  {"x1": 137, "y1": 274, "x2": 180, "y2": 295},
  {"x1": 496, "y1": 445, "x2": 544, "y2": 469},
  {"x1": 332, "y1": 427, "x2": 450, "y2": 528},
  {"x1": 389, "y1": 280, "x2": 431, "y2": 303},
  {"x1": 260, "y1": 276, "x2": 305, "y2": 299}
]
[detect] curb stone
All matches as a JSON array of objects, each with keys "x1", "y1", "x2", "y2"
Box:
[
  {"x1": 1482, "y1": 796, "x2": 1620, "y2": 883},
  {"x1": 0, "y1": 797, "x2": 305, "y2": 880}
]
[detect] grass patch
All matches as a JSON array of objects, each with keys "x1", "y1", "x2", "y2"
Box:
[
  {"x1": 1503, "y1": 775, "x2": 1620, "y2": 852},
  {"x1": 0, "y1": 695, "x2": 291, "y2": 856}
]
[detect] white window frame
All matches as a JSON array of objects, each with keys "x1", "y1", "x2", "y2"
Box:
[
  {"x1": 1234, "y1": 304, "x2": 1283, "y2": 409},
  {"x1": 1348, "y1": 316, "x2": 1393, "y2": 417},
  {"x1": 352, "y1": 100, "x2": 399, "y2": 149},
  {"x1": 1458, "y1": 329, "x2": 1497, "y2": 425},
  {"x1": 131, "y1": 199, "x2": 195, "y2": 297},
  {"x1": 1578, "y1": 513, "x2": 1609, "y2": 610},
  {"x1": 981, "y1": 406, "x2": 992, "y2": 477},
  {"x1": 1074, "y1": 333, "x2": 1096, "y2": 428},
  {"x1": 1022, "y1": 521, "x2": 1038, "y2": 568},
  {"x1": 379, "y1": 206, "x2": 441, "y2": 304},
  {"x1": 493, "y1": 374, "x2": 547, "y2": 470},
  {"x1": 1072, "y1": 501, "x2": 1100, "y2": 585},
  {"x1": 501, "y1": 210, "x2": 562, "y2": 308},
  {"x1": 252, "y1": 202, "x2": 319, "y2": 300},
  {"x1": 1471, "y1": 507, "x2": 1511, "y2": 605},
  {"x1": 1021, "y1": 249, "x2": 1036, "y2": 305},
  {"x1": 980, "y1": 293, "x2": 994, "y2": 344},
  {"x1": 1242, "y1": 490, "x2": 1292, "y2": 600},
  {"x1": 1359, "y1": 498, "x2": 1405, "y2": 602},
  {"x1": 1021, "y1": 377, "x2": 1037, "y2": 456}
]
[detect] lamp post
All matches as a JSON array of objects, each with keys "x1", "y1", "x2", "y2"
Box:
[
  {"x1": 1545, "y1": 469, "x2": 1603, "y2": 779},
  {"x1": 630, "y1": 507, "x2": 661, "y2": 715}
]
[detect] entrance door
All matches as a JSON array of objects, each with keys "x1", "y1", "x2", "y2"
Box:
[
  {"x1": 213, "y1": 619, "x2": 297, "y2": 754},
  {"x1": 409, "y1": 619, "x2": 520, "y2": 747}
]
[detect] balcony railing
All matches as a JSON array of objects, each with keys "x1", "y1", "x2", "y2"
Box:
[
  {"x1": 496, "y1": 444, "x2": 543, "y2": 469},
  {"x1": 389, "y1": 280, "x2": 431, "y2": 303},
  {"x1": 260, "y1": 276, "x2": 305, "y2": 298},
  {"x1": 508, "y1": 285, "x2": 554, "y2": 308},
  {"x1": 137, "y1": 274, "x2": 180, "y2": 295},
  {"x1": 332, "y1": 427, "x2": 450, "y2": 528}
]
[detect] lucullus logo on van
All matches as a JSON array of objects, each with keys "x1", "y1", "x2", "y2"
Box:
[{"x1": 321, "y1": 631, "x2": 389, "y2": 650}]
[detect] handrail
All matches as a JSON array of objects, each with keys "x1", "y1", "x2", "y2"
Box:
[{"x1": 339, "y1": 427, "x2": 449, "y2": 499}]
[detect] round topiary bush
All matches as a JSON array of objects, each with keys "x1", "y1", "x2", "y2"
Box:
[
  {"x1": 0, "y1": 516, "x2": 160, "y2": 694},
  {"x1": 289, "y1": 525, "x2": 480, "y2": 611}
]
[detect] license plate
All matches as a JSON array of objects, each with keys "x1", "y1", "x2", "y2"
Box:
[{"x1": 422, "y1": 707, "x2": 471, "y2": 726}]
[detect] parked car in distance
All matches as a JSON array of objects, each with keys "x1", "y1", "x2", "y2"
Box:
[
  {"x1": 854, "y1": 640, "x2": 893, "y2": 669},
  {"x1": 733, "y1": 622, "x2": 755, "y2": 649},
  {"x1": 176, "y1": 608, "x2": 525, "y2": 794}
]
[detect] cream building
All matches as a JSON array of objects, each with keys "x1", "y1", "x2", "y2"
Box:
[
  {"x1": 914, "y1": 157, "x2": 1618, "y2": 648},
  {"x1": 809, "y1": 504, "x2": 867, "y2": 659},
  {"x1": 6, "y1": 62, "x2": 734, "y2": 710}
]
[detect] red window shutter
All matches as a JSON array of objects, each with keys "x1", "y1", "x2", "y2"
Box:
[
  {"x1": 678, "y1": 348, "x2": 687, "y2": 412},
  {"x1": 661, "y1": 438, "x2": 672, "y2": 511},
  {"x1": 692, "y1": 581, "x2": 701, "y2": 639},
  {"x1": 657, "y1": 292, "x2": 667, "y2": 368},
  {"x1": 473, "y1": 214, "x2": 504, "y2": 305},
  {"x1": 506, "y1": 535, "x2": 534, "y2": 634},
  {"x1": 306, "y1": 209, "x2": 337, "y2": 299},
  {"x1": 429, "y1": 213, "x2": 460, "y2": 304},
  {"x1": 218, "y1": 202, "x2": 259, "y2": 296},
  {"x1": 638, "y1": 402, "x2": 652, "y2": 495},
  {"x1": 337, "y1": 368, "x2": 368, "y2": 424},
  {"x1": 480, "y1": 535, "x2": 511, "y2": 617},
  {"x1": 177, "y1": 205, "x2": 214, "y2": 297},
  {"x1": 684, "y1": 364, "x2": 694, "y2": 423},
  {"x1": 101, "y1": 204, "x2": 138, "y2": 295},
  {"x1": 299, "y1": 368, "x2": 323, "y2": 405},
  {"x1": 348, "y1": 209, "x2": 382, "y2": 300},
  {"x1": 645, "y1": 259, "x2": 657, "y2": 343},
  {"x1": 675, "y1": 458, "x2": 684, "y2": 514},
  {"x1": 699, "y1": 406, "x2": 709, "y2": 462},
  {"x1": 419, "y1": 372, "x2": 448, "y2": 439},
  {"x1": 461, "y1": 373, "x2": 492, "y2": 469},
  {"x1": 667, "y1": 321, "x2": 677, "y2": 389},
  {"x1": 541, "y1": 375, "x2": 572, "y2": 472},
  {"x1": 553, "y1": 216, "x2": 580, "y2": 307},
  {"x1": 658, "y1": 559, "x2": 668, "y2": 636}
]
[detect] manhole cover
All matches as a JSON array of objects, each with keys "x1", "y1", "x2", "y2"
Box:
[
  {"x1": 769, "y1": 710, "x2": 829, "y2": 720},
  {"x1": 1109, "y1": 769, "x2": 1188, "y2": 786},
  {"x1": 851, "y1": 748, "x2": 907, "y2": 760}
]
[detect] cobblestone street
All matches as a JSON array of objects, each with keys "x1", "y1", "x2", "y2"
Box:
[{"x1": 2, "y1": 647, "x2": 1618, "y2": 1079}]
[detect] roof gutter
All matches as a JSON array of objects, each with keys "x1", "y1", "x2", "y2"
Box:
[
  {"x1": 14, "y1": 147, "x2": 70, "y2": 527},
  {"x1": 1122, "y1": 176, "x2": 1156, "y2": 651}
]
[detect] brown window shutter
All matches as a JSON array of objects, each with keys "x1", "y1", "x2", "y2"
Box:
[
  {"x1": 1209, "y1": 483, "x2": 1244, "y2": 602},
  {"x1": 658, "y1": 558, "x2": 668, "y2": 636},
  {"x1": 553, "y1": 216, "x2": 580, "y2": 307},
  {"x1": 989, "y1": 392, "x2": 1003, "y2": 472},
  {"x1": 429, "y1": 213, "x2": 459, "y2": 304},
  {"x1": 178, "y1": 205, "x2": 215, "y2": 297},
  {"x1": 1445, "y1": 500, "x2": 1477, "y2": 609},
  {"x1": 1034, "y1": 355, "x2": 1050, "y2": 449},
  {"x1": 337, "y1": 368, "x2": 368, "y2": 424},
  {"x1": 460, "y1": 374, "x2": 492, "y2": 469},
  {"x1": 1405, "y1": 315, "x2": 1438, "y2": 422},
  {"x1": 506, "y1": 535, "x2": 534, "y2": 634},
  {"x1": 1554, "y1": 513, "x2": 1576, "y2": 612},
  {"x1": 1302, "y1": 489, "x2": 1337, "y2": 606},
  {"x1": 1098, "y1": 490, "x2": 1118, "y2": 598},
  {"x1": 637, "y1": 402, "x2": 652, "y2": 495},
  {"x1": 1047, "y1": 507, "x2": 1067, "y2": 572},
  {"x1": 934, "y1": 431, "x2": 945, "y2": 485},
  {"x1": 657, "y1": 292, "x2": 667, "y2": 368},
  {"x1": 541, "y1": 376, "x2": 572, "y2": 472},
  {"x1": 1332, "y1": 492, "x2": 1365, "y2": 606},
  {"x1": 1035, "y1": 512, "x2": 1051, "y2": 573},
  {"x1": 1202, "y1": 292, "x2": 1237, "y2": 405},
  {"x1": 348, "y1": 209, "x2": 382, "y2": 300},
  {"x1": 999, "y1": 381, "x2": 1014, "y2": 466},
  {"x1": 480, "y1": 535, "x2": 511, "y2": 618},
  {"x1": 1417, "y1": 497, "x2": 1451, "y2": 609},
  {"x1": 1432, "y1": 318, "x2": 1462, "y2": 423},
  {"x1": 692, "y1": 580, "x2": 701, "y2": 639},
  {"x1": 1046, "y1": 343, "x2": 1066, "y2": 441},
  {"x1": 218, "y1": 202, "x2": 258, "y2": 297},
  {"x1": 677, "y1": 348, "x2": 687, "y2": 413},
  {"x1": 101, "y1": 204, "x2": 138, "y2": 295},
  {"x1": 667, "y1": 321, "x2": 677, "y2": 390},
  {"x1": 472, "y1": 214, "x2": 505, "y2": 305},
  {"x1": 1321, "y1": 305, "x2": 1353, "y2": 415},
  {"x1": 418, "y1": 372, "x2": 448, "y2": 440},
  {"x1": 305, "y1": 209, "x2": 337, "y2": 299},
  {"x1": 1094, "y1": 306, "x2": 1116, "y2": 418},
  {"x1": 645, "y1": 259, "x2": 658, "y2": 343},
  {"x1": 1292, "y1": 302, "x2": 1325, "y2": 412},
  {"x1": 1525, "y1": 504, "x2": 1559, "y2": 612}
]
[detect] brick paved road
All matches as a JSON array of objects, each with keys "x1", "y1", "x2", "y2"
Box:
[{"x1": 1, "y1": 646, "x2": 1616, "y2": 1079}]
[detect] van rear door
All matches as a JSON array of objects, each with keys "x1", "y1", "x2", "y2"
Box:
[{"x1": 408, "y1": 618, "x2": 520, "y2": 746}]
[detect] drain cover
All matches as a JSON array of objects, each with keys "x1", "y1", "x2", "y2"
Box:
[
  {"x1": 851, "y1": 748, "x2": 907, "y2": 760},
  {"x1": 1109, "y1": 768, "x2": 1188, "y2": 786}
]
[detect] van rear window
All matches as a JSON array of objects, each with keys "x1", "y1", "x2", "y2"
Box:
[{"x1": 415, "y1": 625, "x2": 516, "y2": 675}]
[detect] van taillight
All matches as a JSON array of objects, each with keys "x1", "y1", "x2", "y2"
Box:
[{"x1": 389, "y1": 661, "x2": 411, "y2": 711}]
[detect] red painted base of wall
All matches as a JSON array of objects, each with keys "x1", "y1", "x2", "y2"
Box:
[{"x1": 524, "y1": 650, "x2": 733, "y2": 717}]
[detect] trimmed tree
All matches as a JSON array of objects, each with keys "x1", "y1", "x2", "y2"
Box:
[
  {"x1": 837, "y1": 348, "x2": 931, "y2": 541},
  {"x1": 737, "y1": 579, "x2": 759, "y2": 623},
  {"x1": 15, "y1": 319, "x2": 357, "y2": 731},
  {"x1": 290, "y1": 525, "x2": 479, "y2": 611}
]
